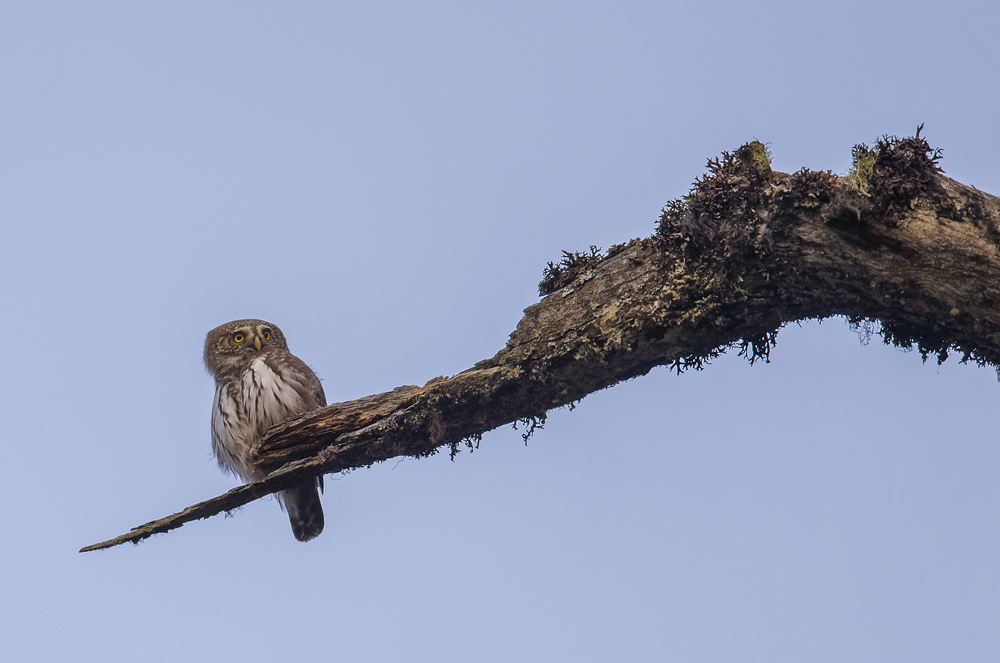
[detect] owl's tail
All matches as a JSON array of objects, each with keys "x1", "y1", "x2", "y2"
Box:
[{"x1": 282, "y1": 479, "x2": 325, "y2": 542}]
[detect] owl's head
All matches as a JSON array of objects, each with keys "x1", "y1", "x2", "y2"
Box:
[{"x1": 204, "y1": 319, "x2": 290, "y2": 375}]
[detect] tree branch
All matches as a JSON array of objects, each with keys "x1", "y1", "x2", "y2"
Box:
[{"x1": 81, "y1": 131, "x2": 1000, "y2": 552}]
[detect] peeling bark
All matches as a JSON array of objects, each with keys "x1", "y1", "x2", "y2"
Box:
[{"x1": 81, "y1": 133, "x2": 1000, "y2": 552}]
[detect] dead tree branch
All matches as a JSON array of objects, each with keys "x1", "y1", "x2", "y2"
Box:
[{"x1": 82, "y1": 130, "x2": 1000, "y2": 552}]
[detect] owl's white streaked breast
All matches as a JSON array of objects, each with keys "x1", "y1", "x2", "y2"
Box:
[
  {"x1": 212, "y1": 355, "x2": 311, "y2": 483},
  {"x1": 211, "y1": 383, "x2": 254, "y2": 481},
  {"x1": 242, "y1": 355, "x2": 309, "y2": 428}
]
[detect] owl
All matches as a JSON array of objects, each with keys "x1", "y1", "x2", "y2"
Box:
[{"x1": 204, "y1": 319, "x2": 326, "y2": 541}]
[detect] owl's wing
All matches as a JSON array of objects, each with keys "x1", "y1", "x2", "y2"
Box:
[
  {"x1": 262, "y1": 350, "x2": 326, "y2": 494},
  {"x1": 261, "y1": 351, "x2": 326, "y2": 412}
]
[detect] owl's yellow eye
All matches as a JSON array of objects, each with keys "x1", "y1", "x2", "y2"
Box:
[
  {"x1": 234, "y1": 333, "x2": 245, "y2": 343},
  {"x1": 263, "y1": 331, "x2": 271, "y2": 340}
]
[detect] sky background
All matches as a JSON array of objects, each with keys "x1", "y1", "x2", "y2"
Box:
[{"x1": 3, "y1": 1, "x2": 999, "y2": 661}]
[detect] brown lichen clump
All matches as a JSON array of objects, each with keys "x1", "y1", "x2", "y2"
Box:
[
  {"x1": 538, "y1": 245, "x2": 604, "y2": 296},
  {"x1": 843, "y1": 126, "x2": 949, "y2": 229},
  {"x1": 655, "y1": 140, "x2": 774, "y2": 259}
]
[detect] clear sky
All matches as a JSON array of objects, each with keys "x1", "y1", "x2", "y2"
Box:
[{"x1": 3, "y1": 2, "x2": 999, "y2": 661}]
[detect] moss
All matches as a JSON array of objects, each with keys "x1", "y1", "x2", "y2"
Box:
[{"x1": 740, "y1": 139, "x2": 773, "y2": 176}]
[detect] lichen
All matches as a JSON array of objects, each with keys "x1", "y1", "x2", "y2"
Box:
[
  {"x1": 538, "y1": 239, "x2": 642, "y2": 296},
  {"x1": 847, "y1": 310, "x2": 990, "y2": 367},
  {"x1": 449, "y1": 433, "x2": 482, "y2": 460},
  {"x1": 606, "y1": 242, "x2": 628, "y2": 258},
  {"x1": 859, "y1": 124, "x2": 945, "y2": 225},
  {"x1": 737, "y1": 330, "x2": 778, "y2": 365},
  {"x1": 538, "y1": 246, "x2": 604, "y2": 295},
  {"x1": 655, "y1": 140, "x2": 775, "y2": 265},
  {"x1": 649, "y1": 140, "x2": 788, "y2": 369},
  {"x1": 669, "y1": 348, "x2": 723, "y2": 374},
  {"x1": 778, "y1": 168, "x2": 838, "y2": 211},
  {"x1": 847, "y1": 143, "x2": 877, "y2": 195},
  {"x1": 512, "y1": 415, "x2": 546, "y2": 443}
]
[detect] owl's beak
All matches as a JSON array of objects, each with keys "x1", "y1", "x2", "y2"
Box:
[{"x1": 253, "y1": 336, "x2": 262, "y2": 351}]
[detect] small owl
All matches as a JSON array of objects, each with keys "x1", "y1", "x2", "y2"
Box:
[{"x1": 204, "y1": 319, "x2": 326, "y2": 541}]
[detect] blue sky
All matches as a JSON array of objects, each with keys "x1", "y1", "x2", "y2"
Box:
[{"x1": 3, "y1": 2, "x2": 999, "y2": 661}]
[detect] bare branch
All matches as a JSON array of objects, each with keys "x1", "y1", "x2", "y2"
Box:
[{"x1": 82, "y1": 134, "x2": 1000, "y2": 552}]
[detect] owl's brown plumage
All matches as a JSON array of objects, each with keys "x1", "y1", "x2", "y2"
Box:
[{"x1": 204, "y1": 319, "x2": 326, "y2": 542}]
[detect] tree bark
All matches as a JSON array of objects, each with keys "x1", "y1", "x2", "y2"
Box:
[{"x1": 81, "y1": 132, "x2": 1000, "y2": 552}]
